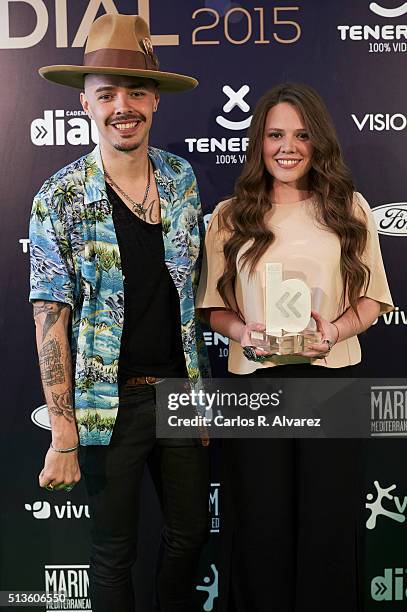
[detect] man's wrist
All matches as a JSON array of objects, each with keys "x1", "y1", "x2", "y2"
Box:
[
  {"x1": 50, "y1": 442, "x2": 79, "y2": 453},
  {"x1": 51, "y1": 431, "x2": 79, "y2": 447}
]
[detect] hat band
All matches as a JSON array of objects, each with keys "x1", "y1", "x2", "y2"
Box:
[{"x1": 84, "y1": 48, "x2": 157, "y2": 71}]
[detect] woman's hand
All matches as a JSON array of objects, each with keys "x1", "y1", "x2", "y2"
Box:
[
  {"x1": 240, "y1": 321, "x2": 274, "y2": 360},
  {"x1": 300, "y1": 310, "x2": 339, "y2": 358}
]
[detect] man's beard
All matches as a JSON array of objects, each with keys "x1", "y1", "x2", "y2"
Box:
[{"x1": 113, "y1": 141, "x2": 141, "y2": 152}]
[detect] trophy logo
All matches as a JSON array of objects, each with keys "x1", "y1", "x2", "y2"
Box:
[
  {"x1": 250, "y1": 263, "x2": 320, "y2": 355},
  {"x1": 265, "y1": 263, "x2": 310, "y2": 335}
]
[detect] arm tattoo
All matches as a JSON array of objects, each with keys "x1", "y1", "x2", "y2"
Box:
[
  {"x1": 39, "y1": 338, "x2": 65, "y2": 386},
  {"x1": 33, "y1": 301, "x2": 69, "y2": 341},
  {"x1": 49, "y1": 390, "x2": 74, "y2": 423}
]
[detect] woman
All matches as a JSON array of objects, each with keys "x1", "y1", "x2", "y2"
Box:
[{"x1": 196, "y1": 83, "x2": 393, "y2": 612}]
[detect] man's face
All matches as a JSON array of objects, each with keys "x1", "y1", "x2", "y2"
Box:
[{"x1": 80, "y1": 74, "x2": 160, "y2": 153}]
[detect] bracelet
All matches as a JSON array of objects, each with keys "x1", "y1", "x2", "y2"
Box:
[
  {"x1": 331, "y1": 321, "x2": 340, "y2": 344},
  {"x1": 50, "y1": 442, "x2": 79, "y2": 453}
]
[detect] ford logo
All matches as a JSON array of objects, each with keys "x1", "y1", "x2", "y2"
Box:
[
  {"x1": 371, "y1": 203, "x2": 407, "y2": 236},
  {"x1": 31, "y1": 404, "x2": 51, "y2": 430}
]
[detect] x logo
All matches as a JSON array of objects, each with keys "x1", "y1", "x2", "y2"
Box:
[
  {"x1": 216, "y1": 84, "x2": 252, "y2": 131},
  {"x1": 222, "y1": 85, "x2": 250, "y2": 113}
]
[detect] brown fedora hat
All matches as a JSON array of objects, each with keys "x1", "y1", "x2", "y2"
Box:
[{"x1": 39, "y1": 13, "x2": 197, "y2": 92}]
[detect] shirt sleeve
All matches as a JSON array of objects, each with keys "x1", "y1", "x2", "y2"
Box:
[
  {"x1": 354, "y1": 192, "x2": 393, "y2": 314},
  {"x1": 196, "y1": 202, "x2": 230, "y2": 309},
  {"x1": 29, "y1": 185, "x2": 75, "y2": 308},
  {"x1": 186, "y1": 165, "x2": 205, "y2": 294}
]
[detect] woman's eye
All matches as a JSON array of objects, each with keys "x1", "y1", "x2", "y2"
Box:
[{"x1": 298, "y1": 132, "x2": 309, "y2": 140}]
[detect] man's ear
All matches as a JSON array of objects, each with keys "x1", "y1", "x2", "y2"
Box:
[
  {"x1": 154, "y1": 92, "x2": 160, "y2": 112},
  {"x1": 80, "y1": 92, "x2": 92, "y2": 119}
]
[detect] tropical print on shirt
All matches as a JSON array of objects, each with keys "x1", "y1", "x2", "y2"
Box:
[{"x1": 29, "y1": 145, "x2": 210, "y2": 445}]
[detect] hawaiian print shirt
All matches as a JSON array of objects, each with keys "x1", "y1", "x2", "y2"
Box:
[{"x1": 29, "y1": 145, "x2": 210, "y2": 445}]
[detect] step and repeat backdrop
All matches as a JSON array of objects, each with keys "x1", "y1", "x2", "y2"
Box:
[{"x1": 0, "y1": 1, "x2": 406, "y2": 610}]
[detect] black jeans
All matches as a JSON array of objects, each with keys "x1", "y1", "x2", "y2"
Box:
[{"x1": 80, "y1": 383, "x2": 210, "y2": 612}]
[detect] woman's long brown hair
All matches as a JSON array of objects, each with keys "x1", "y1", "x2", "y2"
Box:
[{"x1": 217, "y1": 83, "x2": 370, "y2": 317}]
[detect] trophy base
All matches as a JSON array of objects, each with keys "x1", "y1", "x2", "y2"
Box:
[{"x1": 250, "y1": 331, "x2": 322, "y2": 356}]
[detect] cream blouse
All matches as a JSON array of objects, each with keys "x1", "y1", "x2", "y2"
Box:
[{"x1": 196, "y1": 193, "x2": 394, "y2": 374}]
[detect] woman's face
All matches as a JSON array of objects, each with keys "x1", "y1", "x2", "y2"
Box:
[{"x1": 262, "y1": 102, "x2": 314, "y2": 189}]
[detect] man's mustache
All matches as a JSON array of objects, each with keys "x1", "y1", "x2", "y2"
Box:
[{"x1": 107, "y1": 113, "x2": 146, "y2": 125}]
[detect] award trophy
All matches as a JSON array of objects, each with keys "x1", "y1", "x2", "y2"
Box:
[{"x1": 250, "y1": 263, "x2": 321, "y2": 355}]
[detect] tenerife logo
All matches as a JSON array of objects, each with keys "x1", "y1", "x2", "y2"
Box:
[
  {"x1": 196, "y1": 564, "x2": 218, "y2": 612},
  {"x1": 366, "y1": 481, "x2": 407, "y2": 529},
  {"x1": 371, "y1": 385, "x2": 407, "y2": 435},
  {"x1": 337, "y1": 2, "x2": 407, "y2": 52},
  {"x1": 371, "y1": 568, "x2": 407, "y2": 601},
  {"x1": 370, "y1": 2, "x2": 407, "y2": 17},
  {"x1": 215, "y1": 85, "x2": 252, "y2": 131},
  {"x1": 31, "y1": 404, "x2": 51, "y2": 430},
  {"x1": 31, "y1": 110, "x2": 99, "y2": 147},
  {"x1": 45, "y1": 565, "x2": 90, "y2": 612},
  {"x1": 25, "y1": 500, "x2": 90, "y2": 520},
  {"x1": 371, "y1": 203, "x2": 407, "y2": 236},
  {"x1": 185, "y1": 84, "x2": 250, "y2": 164}
]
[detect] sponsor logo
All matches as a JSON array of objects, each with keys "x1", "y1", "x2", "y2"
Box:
[
  {"x1": 31, "y1": 110, "x2": 99, "y2": 147},
  {"x1": 185, "y1": 84, "x2": 251, "y2": 163},
  {"x1": 196, "y1": 563, "x2": 218, "y2": 612},
  {"x1": 31, "y1": 404, "x2": 51, "y2": 430},
  {"x1": 371, "y1": 203, "x2": 407, "y2": 235},
  {"x1": 19, "y1": 238, "x2": 30, "y2": 253},
  {"x1": 25, "y1": 500, "x2": 90, "y2": 520},
  {"x1": 25, "y1": 500, "x2": 51, "y2": 520},
  {"x1": 0, "y1": 0, "x2": 178, "y2": 49},
  {"x1": 209, "y1": 483, "x2": 220, "y2": 533},
  {"x1": 366, "y1": 481, "x2": 407, "y2": 529},
  {"x1": 373, "y1": 306, "x2": 407, "y2": 326},
  {"x1": 370, "y1": 385, "x2": 407, "y2": 436},
  {"x1": 337, "y1": 1, "x2": 407, "y2": 52},
  {"x1": 203, "y1": 332, "x2": 229, "y2": 348},
  {"x1": 352, "y1": 113, "x2": 407, "y2": 132},
  {"x1": 204, "y1": 332, "x2": 229, "y2": 360},
  {"x1": 371, "y1": 568, "x2": 407, "y2": 601},
  {"x1": 215, "y1": 85, "x2": 252, "y2": 131},
  {"x1": 45, "y1": 565, "x2": 90, "y2": 611},
  {"x1": 370, "y1": 2, "x2": 407, "y2": 18}
]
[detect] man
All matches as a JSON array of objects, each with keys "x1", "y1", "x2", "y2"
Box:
[{"x1": 29, "y1": 13, "x2": 210, "y2": 612}]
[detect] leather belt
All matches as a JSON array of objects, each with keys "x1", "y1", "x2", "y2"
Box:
[{"x1": 125, "y1": 375, "x2": 163, "y2": 386}]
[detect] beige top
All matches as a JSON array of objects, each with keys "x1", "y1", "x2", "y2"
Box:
[{"x1": 196, "y1": 193, "x2": 394, "y2": 374}]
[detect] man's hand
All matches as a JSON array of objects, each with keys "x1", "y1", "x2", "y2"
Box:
[{"x1": 39, "y1": 447, "x2": 81, "y2": 492}]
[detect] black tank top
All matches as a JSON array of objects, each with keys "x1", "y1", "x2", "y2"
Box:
[{"x1": 107, "y1": 183, "x2": 188, "y2": 380}]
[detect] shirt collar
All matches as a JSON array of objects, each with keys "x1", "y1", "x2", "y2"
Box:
[{"x1": 83, "y1": 144, "x2": 176, "y2": 207}]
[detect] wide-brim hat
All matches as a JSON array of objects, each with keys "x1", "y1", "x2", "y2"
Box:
[{"x1": 39, "y1": 13, "x2": 197, "y2": 92}]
